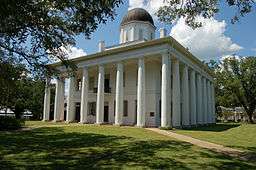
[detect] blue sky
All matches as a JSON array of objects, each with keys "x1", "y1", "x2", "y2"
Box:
[{"x1": 72, "y1": 0, "x2": 256, "y2": 60}]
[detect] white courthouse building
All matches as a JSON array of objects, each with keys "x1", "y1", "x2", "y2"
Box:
[{"x1": 43, "y1": 8, "x2": 215, "y2": 128}]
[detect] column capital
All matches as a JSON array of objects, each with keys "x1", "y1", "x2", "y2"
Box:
[
  {"x1": 160, "y1": 50, "x2": 170, "y2": 56},
  {"x1": 116, "y1": 61, "x2": 124, "y2": 66}
]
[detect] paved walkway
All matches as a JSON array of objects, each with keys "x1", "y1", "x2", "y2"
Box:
[{"x1": 147, "y1": 128, "x2": 244, "y2": 157}]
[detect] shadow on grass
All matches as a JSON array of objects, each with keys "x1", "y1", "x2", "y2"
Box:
[
  {"x1": 182, "y1": 123, "x2": 241, "y2": 132},
  {"x1": 0, "y1": 127, "x2": 255, "y2": 169}
]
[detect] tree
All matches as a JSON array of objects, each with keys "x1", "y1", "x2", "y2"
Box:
[
  {"x1": 0, "y1": 0, "x2": 122, "y2": 75},
  {"x1": 0, "y1": 57, "x2": 26, "y2": 116},
  {"x1": 156, "y1": 0, "x2": 255, "y2": 28},
  {"x1": 215, "y1": 56, "x2": 256, "y2": 123},
  {"x1": 0, "y1": 58, "x2": 45, "y2": 119},
  {"x1": 207, "y1": 60, "x2": 240, "y2": 108}
]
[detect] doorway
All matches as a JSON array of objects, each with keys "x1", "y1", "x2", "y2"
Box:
[
  {"x1": 75, "y1": 102, "x2": 80, "y2": 122},
  {"x1": 104, "y1": 105, "x2": 109, "y2": 123}
]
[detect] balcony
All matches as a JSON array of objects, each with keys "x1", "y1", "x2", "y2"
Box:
[{"x1": 93, "y1": 87, "x2": 111, "y2": 93}]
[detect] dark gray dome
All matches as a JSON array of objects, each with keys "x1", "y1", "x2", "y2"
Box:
[{"x1": 121, "y1": 8, "x2": 154, "y2": 26}]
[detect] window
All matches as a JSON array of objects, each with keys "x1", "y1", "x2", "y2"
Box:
[
  {"x1": 76, "y1": 79, "x2": 82, "y2": 91},
  {"x1": 150, "y1": 112, "x2": 154, "y2": 117},
  {"x1": 150, "y1": 33, "x2": 154, "y2": 40},
  {"x1": 126, "y1": 30, "x2": 129, "y2": 42},
  {"x1": 88, "y1": 102, "x2": 96, "y2": 116},
  {"x1": 135, "y1": 100, "x2": 137, "y2": 115},
  {"x1": 123, "y1": 100, "x2": 128, "y2": 117},
  {"x1": 89, "y1": 77, "x2": 94, "y2": 91},
  {"x1": 139, "y1": 29, "x2": 143, "y2": 40},
  {"x1": 123, "y1": 72, "x2": 125, "y2": 87},
  {"x1": 104, "y1": 74, "x2": 110, "y2": 93}
]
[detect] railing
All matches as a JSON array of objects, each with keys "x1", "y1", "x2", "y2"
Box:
[{"x1": 93, "y1": 87, "x2": 111, "y2": 93}]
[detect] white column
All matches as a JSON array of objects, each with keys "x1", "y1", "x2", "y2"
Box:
[
  {"x1": 115, "y1": 62, "x2": 124, "y2": 125},
  {"x1": 202, "y1": 77, "x2": 207, "y2": 124},
  {"x1": 120, "y1": 28, "x2": 124, "y2": 43},
  {"x1": 131, "y1": 27, "x2": 135, "y2": 41},
  {"x1": 96, "y1": 65, "x2": 104, "y2": 124},
  {"x1": 190, "y1": 70, "x2": 196, "y2": 125},
  {"x1": 54, "y1": 79, "x2": 61, "y2": 121},
  {"x1": 196, "y1": 74, "x2": 203, "y2": 124},
  {"x1": 59, "y1": 79, "x2": 65, "y2": 121},
  {"x1": 43, "y1": 78, "x2": 50, "y2": 121},
  {"x1": 161, "y1": 53, "x2": 171, "y2": 128},
  {"x1": 211, "y1": 82, "x2": 216, "y2": 123},
  {"x1": 160, "y1": 28, "x2": 167, "y2": 38},
  {"x1": 66, "y1": 76, "x2": 76, "y2": 122},
  {"x1": 182, "y1": 65, "x2": 190, "y2": 126},
  {"x1": 172, "y1": 59, "x2": 181, "y2": 127},
  {"x1": 80, "y1": 67, "x2": 89, "y2": 123},
  {"x1": 207, "y1": 80, "x2": 211, "y2": 124},
  {"x1": 54, "y1": 78, "x2": 65, "y2": 122},
  {"x1": 137, "y1": 58, "x2": 146, "y2": 127}
]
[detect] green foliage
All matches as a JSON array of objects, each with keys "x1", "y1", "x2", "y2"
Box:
[
  {"x1": 0, "y1": 117, "x2": 24, "y2": 130},
  {"x1": 207, "y1": 56, "x2": 256, "y2": 123},
  {"x1": 0, "y1": 59, "x2": 45, "y2": 119},
  {"x1": 0, "y1": 0, "x2": 122, "y2": 74},
  {"x1": 156, "y1": 0, "x2": 255, "y2": 28},
  {"x1": 0, "y1": 58, "x2": 26, "y2": 113}
]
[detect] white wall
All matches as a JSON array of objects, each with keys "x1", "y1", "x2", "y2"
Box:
[
  {"x1": 120, "y1": 22, "x2": 155, "y2": 43},
  {"x1": 70, "y1": 58, "x2": 161, "y2": 127}
]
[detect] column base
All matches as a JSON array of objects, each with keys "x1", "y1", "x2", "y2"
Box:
[
  {"x1": 79, "y1": 121, "x2": 89, "y2": 124},
  {"x1": 52, "y1": 120, "x2": 62, "y2": 123},
  {"x1": 159, "y1": 126, "x2": 172, "y2": 130},
  {"x1": 94, "y1": 122, "x2": 106, "y2": 125},
  {"x1": 65, "y1": 120, "x2": 76, "y2": 123},
  {"x1": 113, "y1": 123, "x2": 123, "y2": 126},
  {"x1": 42, "y1": 119, "x2": 50, "y2": 122},
  {"x1": 135, "y1": 125, "x2": 146, "y2": 128}
]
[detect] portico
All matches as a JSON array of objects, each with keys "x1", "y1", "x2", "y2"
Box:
[{"x1": 43, "y1": 8, "x2": 215, "y2": 128}]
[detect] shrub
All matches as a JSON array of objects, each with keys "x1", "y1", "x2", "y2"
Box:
[{"x1": 0, "y1": 117, "x2": 25, "y2": 130}]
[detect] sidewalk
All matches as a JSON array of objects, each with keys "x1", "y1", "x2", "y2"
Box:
[{"x1": 147, "y1": 128, "x2": 244, "y2": 158}]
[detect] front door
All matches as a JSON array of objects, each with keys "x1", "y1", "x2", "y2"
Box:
[
  {"x1": 104, "y1": 106, "x2": 109, "y2": 123},
  {"x1": 75, "y1": 103, "x2": 80, "y2": 122}
]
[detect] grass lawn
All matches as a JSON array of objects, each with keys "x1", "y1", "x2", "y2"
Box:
[
  {"x1": 173, "y1": 123, "x2": 256, "y2": 153},
  {"x1": 0, "y1": 121, "x2": 255, "y2": 169}
]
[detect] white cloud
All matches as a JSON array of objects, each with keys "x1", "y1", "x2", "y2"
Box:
[
  {"x1": 129, "y1": 0, "x2": 166, "y2": 19},
  {"x1": 51, "y1": 46, "x2": 87, "y2": 63},
  {"x1": 60, "y1": 46, "x2": 87, "y2": 59},
  {"x1": 170, "y1": 17, "x2": 243, "y2": 61}
]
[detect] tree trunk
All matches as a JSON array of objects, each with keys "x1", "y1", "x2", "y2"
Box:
[{"x1": 247, "y1": 112, "x2": 254, "y2": 123}]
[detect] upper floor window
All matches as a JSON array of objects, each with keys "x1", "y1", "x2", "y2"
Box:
[
  {"x1": 126, "y1": 30, "x2": 129, "y2": 42},
  {"x1": 89, "y1": 77, "x2": 94, "y2": 91},
  {"x1": 76, "y1": 79, "x2": 82, "y2": 91},
  {"x1": 139, "y1": 29, "x2": 143, "y2": 40}
]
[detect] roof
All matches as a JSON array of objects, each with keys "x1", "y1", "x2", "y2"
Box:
[
  {"x1": 49, "y1": 37, "x2": 213, "y2": 78},
  {"x1": 121, "y1": 8, "x2": 154, "y2": 26}
]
